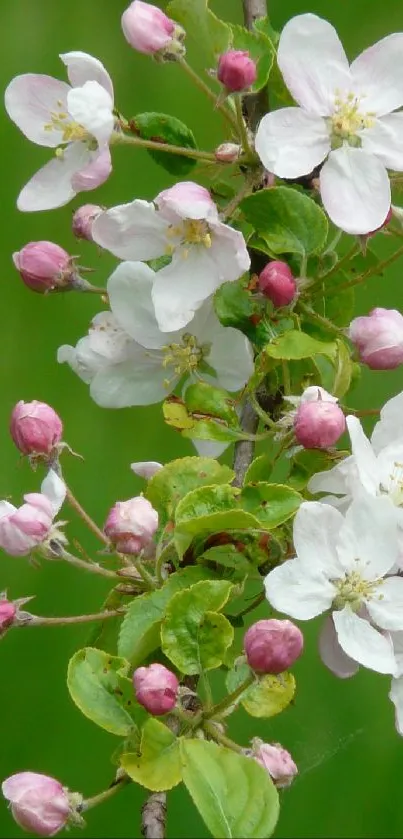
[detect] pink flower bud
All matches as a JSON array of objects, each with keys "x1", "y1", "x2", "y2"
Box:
[
  {"x1": 253, "y1": 741, "x2": 298, "y2": 788},
  {"x1": 13, "y1": 242, "x2": 73, "y2": 294},
  {"x1": 214, "y1": 143, "x2": 241, "y2": 163},
  {"x1": 348, "y1": 308, "x2": 403, "y2": 370},
  {"x1": 10, "y1": 401, "x2": 63, "y2": 457},
  {"x1": 258, "y1": 261, "x2": 297, "y2": 307},
  {"x1": 244, "y1": 619, "x2": 304, "y2": 674},
  {"x1": 122, "y1": 1, "x2": 184, "y2": 57},
  {"x1": 0, "y1": 494, "x2": 54, "y2": 557},
  {"x1": 104, "y1": 496, "x2": 158, "y2": 554},
  {"x1": 133, "y1": 663, "x2": 179, "y2": 715},
  {"x1": 0, "y1": 599, "x2": 16, "y2": 633},
  {"x1": 294, "y1": 398, "x2": 346, "y2": 449},
  {"x1": 217, "y1": 50, "x2": 257, "y2": 93},
  {"x1": 72, "y1": 204, "x2": 103, "y2": 242},
  {"x1": 2, "y1": 772, "x2": 71, "y2": 836}
]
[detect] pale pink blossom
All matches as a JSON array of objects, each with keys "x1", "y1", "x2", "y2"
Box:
[
  {"x1": 121, "y1": 1, "x2": 182, "y2": 57},
  {"x1": 13, "y1": 242, "x2": 73, "y2": 293},
  {"x1": 0, "y1": 471, "x2": 66, "y2": 557},
  {"x1": 348, "y1": 308, "x2": 403, "y2": 369},
  {"x1": 294, "y1": 399, "x2": 346, "y2": 449},
  {"x1": 253, "y1": 741, "x2": 298, "y2": 788},
  {"x1": 133, "y1": 663, "x2": 179, "y2": 715},
  {"x1": 72, "y1": 204, "x2": 103, "y2": 241},
  {"x1": 2, "y1": 772, "x2": 70, "y2": 836},
  {"x1": 104, "y1": 495, "x2": 158, "y2": 554},
  {"x1": 244, "y1": 619, "x2": 303, "y2": 674},
  {"x1": 10, "y1": 400, "x2": 63, "y2": 456}
]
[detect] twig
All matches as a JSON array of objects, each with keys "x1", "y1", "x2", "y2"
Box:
[
  {"x1": 141, "y1": 794, "x2": 167, "y2": 839},
  {"x1": 233, "y1": 400, "x2": 259, "y2": 487},
  {"x1": 242, "y1": 0, "x2": 269, "y2": 129},
  {"x1": 65, "y1": 486, "x2": 109, "y2": 546},
  {"x1": 25, "y1": 609, "x2": 124, "y2": 627}
]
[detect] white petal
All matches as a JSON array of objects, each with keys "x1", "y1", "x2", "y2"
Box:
[
  {"x1": 277, "y1": 13, "x2": 351, "y2": 116},
  {"x1": 60, "y1": 51, "x2": 113, "y2": 100},
  {"x1": 107, "y1": 261, "x2": 178, "y2": 349},
  {"x1": 292, "y1": 501, "x2": 344, "y2": 576},
  {"x1": 264, "y1": 559, "x2": 335, "y2": 620},
  {"x1": 41, "y1": 469, "x2": 66, "y2": 515},
  {"x1": 71, "y1": 145, "x2": 111, "y2": 192},
  {"x1": 320, "y1": 146, "x2": 391, "y2": 235},
  {"x1": 155, "y1": 182, "x2": 218, "y2": 222},
  {"x1": 350, "y1": 33, "x2": 403, "y2": 116},
  {"x1": 336, "y1": 493, "x2": 399, "y2": 578},
  {"x1": 371, "y1": 391, "x2": 403, "y2": 454},
  {"x1": 191, "y1": 439, "x2": 231, "y2": 458},
  {"x1": 67, "y1": 81, "x2": 114, "y2": 144},
  {"x1": 92, "y1": 200, "x2": 168, "y2": 260},
  {"x1": 346, "y1": 415, "x2": 379, "y2": 494},
  {"x1": 389, "y1": 676, "x2": 403, "y2": 735},
  {"x1": 333, "y1": 606, "x2": 397, "y2": 674},
  {"x1": 366, "y1": 577, "x2": 403, "y2": 631},
  {"x1": 90, "y1": 352, "x2": 170, "y2": 408},
  {"x1": 308, "y1": 457, "x2": 354, "y2": 496},
  {"x1": 130, "y1": 461, "x2": 163, "y2": 479},
  {"x1": 208, "y1": 222, "x2": 250, "y2": 280},
  {"x1": 392, "y1": 632, "x2": 403, "y2": 676},
  {"x1": 0, "y1": 501, "x2": 17, "y2": 518},
  {"x1": 152, "y1": 249, "x2": 221, "y2": 333},
  {"x1": 17, "y1": 143, "x2": 89, "y2": 212},
  {"x1": 361, "y1": 113, "x2": 403, "y2": 171},
  {"x1": 5, "y1": 74, "x2": 70, "y2": 147},
  {"x1": 376, "y1": 441, "x2": 403, "y2": 496},
  {"x1": 255, "y1": 109, "x2": 330, "y2": 178},
  {"x1": 201, "y1": 309, "x2": 254, "y2": 391},
  {"x1": 318, "y1": 614, "x2": 359, "y2": 679}
]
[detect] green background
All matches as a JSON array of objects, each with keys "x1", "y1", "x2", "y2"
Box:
[{"x1": 1, "y1": 0, "x2": 403, "y2": 836}]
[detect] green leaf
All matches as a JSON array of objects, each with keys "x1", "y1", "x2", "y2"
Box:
[
  {"x1": 146, "y1": 457, "x2": 234, "y2": 530},
  {"x1": 181, "y1": 739, "x2": 280, "y2": 838},
  {"x1": 332, "y1": 339, "x2": 352, "y2": 398},
  {"x1": 184, "y1": 382, "x2": 240, "y2": 427},
  {"x1": 226, "y1": 661, "x2": 296, "y2": 718},
  {"x1": 130, "y1": 112, "x2": 197, "y2": 176},
  {"x1": 167, "y1": 0, "x2": 230, "y2": 63},
  {"x1": 229, "y1": 23, "x2": 274, "y2": 93},
  {"x1": 244, "y1": 454, "x2": 273, "y2": 484},
  {"x1": 265, "y1": 330, "x2": 337, "y2": 361},
  {"x1": 241, "y1": 187, "x2": 328, "y2": 256},
  {"x1": 214, "y1": 279, "x2": 262, "y2": 342},
  {"x1": 174, "y1": 484, "x2": 262, "y2": 557},
  {"x1": 240, "y1": 482, "x2": 301, "y2": 529},
  {"x1": 288, "y1": 449, "x2": 339, "y2": 491},
  {"x1": 118, "y1": 567, "x2": 213, "y2": 666},
  {"x1": 67, "y1": 648, "x2": 143, "y2": 736},
  {"x1": 121, "y1": 719, "x2": 182, "y2": 791},
  {"x1": 161, "y1": 580, "x2": 234, "y2": 674}
]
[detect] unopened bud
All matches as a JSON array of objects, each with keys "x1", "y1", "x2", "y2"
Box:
[
  {"x1": 13, "y1": 242, "x2": 74, "y2": 294},
  {"x1": 72, "y1": 204, "x2": 103, "y2": 242},
  {"x1": 121, "y1": 0, "x2": 185, "y2": 58},
  {"x1": 252, "y1": 740, "x2": 298, "y2": 789},
  {"x1": 348, "y1": 308, "x2": 403, "y2": 370},
  {"x1": 294, "y1": 396, "x2": 345, "y2": 449},
  {"x1": 0, "y1": 599, "x2": 16, "y2": 634},
  {"x1": 10, "y1": 400, "x2": 63, "y2": 457},
  {"x1": 104, "y1": 496, "x2": 158, "y2": 554},
  {"x1": 244, "y1": 619, "x2": 303, "y2": 674},
  {"x1": 258, "y1": 261, "x2": 297, "y2": 307},
  {"x1": 2, "y1": 772, "x2": 72, "y2": 836},
  {"x1": 214, "y1": 143, "x2": 241, "y2": 163},
  {"x1": 133, "y1": 663, "x2": 179, "y2": 715},
  {"x1": 217, "y1": 50, "x2": 257, "y2": 93}
]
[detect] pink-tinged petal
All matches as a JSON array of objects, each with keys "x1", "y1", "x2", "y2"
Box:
[
  {"x1": 208, "y1": 222, "x2": 251, "y2": 280},
  {"x1": 155, "y1": 182, "x2": 218, "y2": 222},
  {"x1": 345, "y1": 415, "x2": 379, "y2": 494},
  {"x1": 292, "y1": 501, "x2": 344, "y2": 576},
  {"x1": 67, "y1": 81, "x2": 114, "y2": 145},
  {"x1": 23, "y1": 493, "x2": 53, "y2": 519},
  {"x1": 17, "y1": 143, "x2": 90, "y2": 212},
  {"x1": 320, "y1": 146, "x2": 390, "y2": 234},
  {"x1": 107, "y1": 261, "x2": 174, "y2": 349},
  {"x1": 389, "y1": 676, "x2": 403, "y2": 735},
  {"x1": 5, "y1": 74, "x2": 70, "y2": 148},
  {"x1": 371, "y1": 391, "x2": 403, "y2": 454},
  {"x1": 350, "y1": 33, "x2": 403, "y2": 117},
  {"x1": 336, "y1": 493, "x2": 399, "y2": 579},
  {"x1": 0, "y1": 501, "x2": 17, "y2": 518},
  {"x1": 90, "y1": 350, "x2": 170, "y2": 408},
  {"x1": 277, "y1": 13, "x2": 351, "y2": 116},
  {"x1": 333, "y1": 606, "x2": 397, "y2": 674},
  {"x1": 152, "y1": 249, "x2": 220, "y2": 333},
  {"x1": 71, "y1": 145, "x2": 112, "y2": 192},
  {"x1": 60, "y1": 51, "x2": 114, "y2": 100},
  {"x1": 366, "y1": 577, "x2": 403, "y2": 631},
  {"x1": 361, "y1": 113, "x2": 403, "y2": 171},
  {"x1": 264, "y1": 559, "x2": 335, "y2": 620},
  {"x1": 92, "y1": 200, "x2": 168, "y2": 260},
  {"x1": 319, "y1": 614, "x2": 359, "y2": 678},
  {"x1": 41, "y1": 469, "x2": 66, "y2": 515},
  {"x1": 255, "y1": 108, "x2": 330, "y2": 178}
]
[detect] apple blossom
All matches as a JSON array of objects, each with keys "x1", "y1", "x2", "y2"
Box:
[
  {"x1": 5, "y1": 52, "x2": 115, "y2": 211},
  {"x1": 217, "y1": 50, "x2": 257, "y2": 93},
  {"x1": 2, "y1": 772, "x2": 71, "y2": 836},
  {"x1": 255, "y1": 13, "x2": 403, "y2": 234},
  {"x1": 91, "y1": 181, "x2": 250, "y2": 332},
  {"x1": 0, "y1": 599, "x2": 16, "y2": 634},
  {"x1": 104, "y1": 496, "x2": 158, "y2": 554},
  {"x1": 133, "y1": 663, "x2": 179, "y2": 715},
  {"x1": 57, "y1": 261, "x2": 254, "y2": 408},
  {"x1": 13, "y1": 242, "x2": 74, "y2": 293},
  {"x1": 258, "y1": 261, "x2": 297, "y2": 307},
  {"x1": 294, "y1": 398, "x2": 346, "y2": 449},
  {"x1": 264, "y1": 494, "x2": 403, "y2": 675},
  {"x1": 244, "y1": 619, "x2": 303, "y2": 674},
  {"x1": 389, "y1": 633, "x2": 403, "y2": 735},
  {"x1": 10, "y1": 400, "x2": 63, "y2": 457},
  {"x1": 72, "y1": 204, "x2": 103, "y2": 242},
  {"x1": 252, "y1": 740, "x2": 298, "y2": 788},
  {"x1": 0, "y1": 470, "x2": 66, "y2": 557},
  {"x1": 348, "y1": 308, "x2": 403, "y2": 369},
  {"x1": 121, "y1": 1, "x2": 185, "y2": 58}
]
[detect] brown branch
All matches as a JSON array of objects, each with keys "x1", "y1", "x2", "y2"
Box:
[
  {"x1": 141, "y1": 793, "x2": 167, "y2": 839},
  {"x1": 233, "y1": 401, "x2": 259, "y2": 487},
  {"x1": 242, "y1": 0, "x2": 269, "y2": 129}
]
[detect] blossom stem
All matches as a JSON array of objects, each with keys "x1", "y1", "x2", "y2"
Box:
[
  {"x1": 234, "y1": 95, "x2": 254, "y2": 157},
  {"x1": 328, "y1": 242, "x2": 403, "y2": 295},
  {"x1": 230, "y1": 591, "x2": 265, "y2": 622},
  {"x1": 221, "y1": 176, "x2": 257, "y2": 222},
  {"x1": 249, "y1": 391, "x2": 276, "y2": 428},
  {"x1": 310, "y1": 242, "x2": 358, "y2": 294},
  {"x1": 56, "y1": 547, "x2": 121, "y2": 580},
  {"x1": 204, "y1": 722, "x2": 244, "y2": 753},
  {"x1": 82, "y1": 776, "x2": 130, "y2": 812},
  {"x1": 128, "y1": 556, "x2": 157, "y2": 590},
  {"x1": 64, "y1": 485, "x2": 110, "y2": 546},
  {"x1": 323, "y1": 228, "x2": 343, "y2": 255},
  {"x1": 282, "y1": 360, "x2": 291, "y2": 395},
  {"x1": 204, "y1": 673, "x2": 255, "y2": 720},
  {"x1": 297, "y1": 301, "x2": 344, "y2": 335},
  {"x1": 112, "y1": 130, "x2": 217, "y2": 163},
  {"x1": 178, "y1": 57, "x2": 239, "y2": 133},
  {"x1": 25, "y1": 609, "x2": 125, "y2": 627},
  {"x1": 233, "y1": 400, "x2": 259, "y2": 488}
]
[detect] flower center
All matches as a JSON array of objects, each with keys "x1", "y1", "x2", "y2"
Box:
[
  {"x1": 332, "y1": 569, "x2": 381, "y2": 611},
  {"x1": 161, "y1": 333, "x2": 208, "y2": 386},
  {"x1": 166, "y1": 220, "x2": 212, "y2": 257},
  {"x1": 44, "y1": 109, "x2": 90, "y2": 144},
  {"x1": 328, "y1": 91, "x2": 375, "y2": 149},
  {"x1": 380, "y1": 461, "x2": 403, "y2": 507}
]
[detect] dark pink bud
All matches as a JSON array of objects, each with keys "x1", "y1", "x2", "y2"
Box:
[
  {"x1": 2, "y1": 772, "x2": 71, "y2": 836},
  {"x1": 217, "y1": 50, "x2": 257, "y2": 93},
  {"x1": 244, "y1": 619, "x2": 303, "y2": 674},
  {"x1": 104, "y1": 496, "x2": 158, "y2": 554},
  {"x1": 10, "y1": 401, "x2": 63, "y2": 457},
  {"x1": 258, "y1": 261, "x2": 297, "y2": 307},
  {"x1": 348, "y1": 308, "x2": 403, "y2": 370},
  {"x1": 133, "y1": 663, "x2": 179, "y2": 715},
  {"x1": 72, "y1": 204, "x2": 103, "y2": 242},
  {"x1": 294, "y1": 400, "x2": 346, "y2": 449},
  {"x1": 122, "y1": 1, "x2": 184, "y2": 57},
  {"x1": 13, "y1": 242, "x2": 73, "y2": 294},
  {"x1": 0, "y1": 600, "x2": 16, "y2": 633},
  {"x1": 253, "y1": 740, "x2": 298, "y2": 788}
]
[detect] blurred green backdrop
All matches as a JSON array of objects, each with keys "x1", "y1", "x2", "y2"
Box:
[{"x1": 1, "y1": 0, "x2": 403, "y2": 836}]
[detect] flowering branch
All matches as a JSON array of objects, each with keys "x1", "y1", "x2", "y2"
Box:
[{"x1": 112, "y1": 131, "x2": 218, "y2": 164}]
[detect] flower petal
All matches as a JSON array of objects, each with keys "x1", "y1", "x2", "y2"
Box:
[
  {"x1": 107, "y1": 260, "x2": 178, "y2": 349},
  {"x1": 92, "y1": 200, "x2": 168, "y2": 260},
  {"x1": 333, "y1": 606, "x2": 397, "y2": 674},
  {"x1": 90, "y1": 351, "x2": 170, "y2": 408},
  {"x1": 320, "y1": 146, "x2": 391, "y2": 234},
  {"x1": 71, "y1": 145, "x2": 112, "y2": 192},
  {"x1": 350, "y1": 33, "x2": 403, "y2": 116},
  {"x1": 292, "y1": 500, "x2": 344, "y2": 576},
  {"x1": 41, "y1": 469, "x2": 66, "y2": 515},
  {"x1": 67, "y1": 81, "x2": 114, "y2": 144},
  {"x1": 201, "y1": 309, "x2": 254, "y2": 391},
  {"x1": 152, "y1": 249, "x2": 221, "y2": 333},
  {"x1": 336, "y1": 492, "x2": 399, "y2": 578},
  {"x1": 389, "y1": 676, "x2": 403, "y2": 735},
  {"x1": 277, "y1": 13, "x2": 350, "y2": 116},
  {"x1": 255, "y1": 108, "x2": 330, "y2": 178},
  {"x1": 361, "y1": 113, "x2": 403, "y2": 171},
  {"x1": 5, "y1": 74, "x2": 70, "y2": 147},
  {"x1": 60, "y1": 51, "x2": 114, "y2": 100},
  {"x1": 371, "y1": 391, "x2": 403, "y2": 454},
  {"x1": 264, "y1": 559, "x2": 335, "y2": 620},
  {"x1": 208, "y1": 221, "x2": 251, "y2": 280},
  {"x1": 307, "y1": 457, "x2": 354, "y2": 496},
  {"x1": 346, "y1": 415, "x2": 379, "y2": 494},
  {"x1": 191, "y1": 439, "x2": 231, "y2": 458},
  {"x1": 17, "y1": 143, "x2": 89, "y2": 212},
  {"x1": 366, "y1": 577, "x2": 403, "y2": 631},
  {"x1": 0, "y1": 501, "x2": 17, "y2": 518},
  {"x1": 318, "y1": 614, "x2": 359, "y2": 678},
  {"x1": 156, "y1": 182, "x2": 218, "y2": 222},
  {"x1": 130, "y1": 461, "x2": 163, "y2": 479}
]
